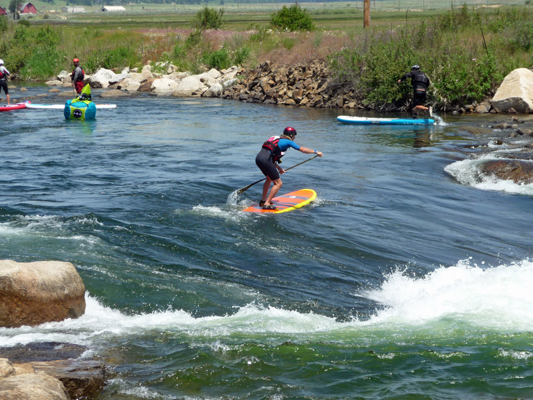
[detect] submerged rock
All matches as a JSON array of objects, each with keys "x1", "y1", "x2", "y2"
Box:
[{"x1": 479, "y1": 159, "x2": 533, "y2": 184}]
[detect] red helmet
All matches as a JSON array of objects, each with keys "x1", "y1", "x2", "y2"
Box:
[
  {"x1": 73, "y1": 58, "x2": 80, "y2": 63},
  {"x1": 283, "y1": 127, "x2": 297, "y2": 137}
]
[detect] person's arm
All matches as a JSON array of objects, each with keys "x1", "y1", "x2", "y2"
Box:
[
  {"x1": 398, "y1": 71, "x2": 411, "y2": 84},
  {"x1": 299, "y1": 147, "x2": 323, "y2": 157}
]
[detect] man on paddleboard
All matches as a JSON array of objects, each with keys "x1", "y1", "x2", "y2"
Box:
[
  {"x1": 398, "y1": 65, "x2": 432, "y2": 119},
  {"x1": 71, "y1": 58, "x2": 85, "y2": 95},
  {"x1": 256, "y1": 127, "x2": 322, "y2": 210},
  {"x1": 0, "y1": 59, "x2": 11, "y2": 105}
]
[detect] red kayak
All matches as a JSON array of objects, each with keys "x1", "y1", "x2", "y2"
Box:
[{"x1": 0, "y1": 101, "x2": 30, "y2": 112}]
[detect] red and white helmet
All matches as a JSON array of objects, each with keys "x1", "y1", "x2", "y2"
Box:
[{"x1": 283, "y1": 127, "x2": 297, "y2": 137}]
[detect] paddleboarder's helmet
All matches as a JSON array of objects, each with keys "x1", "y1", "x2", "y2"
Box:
[
  {"x1": 412, "y1": 65, "x2": 420, "y2": 70},
  {"x1": 0, "y1": 59, "x2": 4, "y2": 65},
  {"x1": 73, "y1": 58, "x2": 80, "y2": 63},
  {"x1": 283, "y1": 127, "x2": 297, "y2": 138}
]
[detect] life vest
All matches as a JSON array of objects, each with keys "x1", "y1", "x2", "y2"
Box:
[
  {"x1": 72, "y1": 67, "x2": 85, "y2": 82},
  {"x1": 413, "y1": 71, "x2": 429, "y2": 89},
  {"x1": 0, "y1": 69, "x2": 4, "y2": 80},
  {"x1": 262, "y1": 136, "x2": 286, "y2": 163}
]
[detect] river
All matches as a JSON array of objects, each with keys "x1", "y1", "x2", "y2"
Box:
[{"x1": 1, "y1": 87, "x2": 533, "y2": 399}]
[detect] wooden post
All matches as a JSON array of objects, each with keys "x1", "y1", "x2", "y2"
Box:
[{"x1": 364, "y1": 0, "x2": 370, "y2": 28}]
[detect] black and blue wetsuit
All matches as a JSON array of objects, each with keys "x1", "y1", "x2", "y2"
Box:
[{"x1": 256, "y1": 137, "x2": 301, "y2": 181}]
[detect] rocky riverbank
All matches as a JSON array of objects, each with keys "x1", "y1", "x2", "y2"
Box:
[{"x1": 0, "y1": 260, "x2": 105, "y2": 400}]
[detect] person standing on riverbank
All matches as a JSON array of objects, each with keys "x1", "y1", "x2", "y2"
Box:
[
  {"x1": 256, "y1": 127, "x2": 323, "y2": 210},
  {"x1": 398, "y1": 65, "x2": 432, "y2": 119},
  {"x1": 0, "y1": 59, "x2": 11, "y2": 105},
  {"x1": 71, "y1": 58, "x2": 85, "y2": 95}
]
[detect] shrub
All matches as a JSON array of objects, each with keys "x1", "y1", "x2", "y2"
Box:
[
  {"x1": 203, "y1": 48, "x2": 231, "y2": 70},
  {"x1": 0, "y1": 16, "x2": 8, "y2": 34},
  {"x1": 233, "y1": 46, "x2": 251, "y2": 66},
  {"x1": 270, "y1": 5, "x2": 315, "y2": 32},
  {"x1": 85, "y1": 46, "x2": 141, "y2": 72},
  {"x1": 191, "y1": 7, "x2": 224, "y2": 30}
]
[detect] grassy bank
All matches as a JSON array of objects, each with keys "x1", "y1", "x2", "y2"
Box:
[{"x1": 0, "y1": 4, "x2": 531, "y2": 109}]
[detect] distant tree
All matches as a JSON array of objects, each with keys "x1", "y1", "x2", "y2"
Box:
[
  {"x1": 9, "y1": 0, "x2": 23, "y2": 20},
  {"x1": 270, "y1": 4, "x2": 315, "y2": 31},
  {"x1": 191, "y1": 6, "x2": 224, "y2": 29}
]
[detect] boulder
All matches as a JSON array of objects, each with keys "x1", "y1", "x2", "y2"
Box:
[
  {"x1": 151, "y1": 78, "x2": 179, "y2": 94},
  {"x1": 32, "y1": 360, "x2": 105, "y2": 400},
  {"x1": 0, "y1": 372, "x2": 69, "y2": 400},
  {"x1": 138, "y1": 78, "x2": 156, "y2": 92},
  {"x1": 89, "y1": 68, "x2": 118, "y2": 89},
  {"x1": 57, "y1": 91, "x2": 76, "y2": 98},
  {"x1": 0, "y1": 259, "x2": 85, "y2": 328},
  {"x1": 222, "y1": 78, "x2": 238, "y2": 89},
  {"x1": 56, "y1": 71, "x2": 70, "y2": 82},
  {"x1": 128, "y1": 70, "x2": 154, "y2": 83},
  {"x1": 172, "y1": 76, "x2": 207, "y2": 97},
  {"x1": 99, "y1": 89, "x2": 132, "y2": 98},
  {"x1": 45, "y1": 80, "x2": 63, "y2": 87},
  {"x1": 202, "y1": 83, "x2": 223, "y2": 98},
  {"x1": 122, "y1": 80, "x2": 141, "y2": 92},
  {"x1": 491, "y1": 68, "x2": 533, "y2": 113},
  {"x1": 0, "y1": 358, "x2": 15, "y2": 378},
  {"x1": 220, "y1": 66, "x2": 239, "y2": 82},
  {"x1": 479, "y1": 159, "x2": 533, "y2": 184},
  {"x1": 109, "y1": 73, "x2": 128, "y2": 85}
]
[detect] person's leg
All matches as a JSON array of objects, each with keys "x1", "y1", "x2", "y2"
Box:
[
  {"x1": 265, "y1": 178, "x2": 282, "y2": 206},
  {"x1": 6, "y1": 94, "x2": 10, "y2": 105},
  {"x1": 261, "y1": 178, "x2": 272, "y2": 204}
]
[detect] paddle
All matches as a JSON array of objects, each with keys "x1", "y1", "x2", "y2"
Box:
[{"x1": 236, "y1": 155, "x2": 320, "y2": 195}]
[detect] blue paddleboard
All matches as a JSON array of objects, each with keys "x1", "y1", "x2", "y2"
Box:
[{"x1": 337, "y1": 115, "x2": 435, "y2": 125}]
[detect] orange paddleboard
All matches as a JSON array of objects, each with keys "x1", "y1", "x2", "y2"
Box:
[{"x1": 243, "y1": 189, "x2": 317, "y2": 214}]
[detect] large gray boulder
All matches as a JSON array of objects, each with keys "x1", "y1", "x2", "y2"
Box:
[
  {"x1": 151, "y1": 78, "x2": 179, "y2": 94},
  {"x1": 172, "y1": 76, "x2": 207, "y2": 97},
  {"x1": 492, "y1": 68, "x2": 533, "y2": 113},
  {"x1": 0, "y1": 259, "x2": 85, "y2": 328},
  {"x1": 202, "y1": 83, "x2": 223, "y2": 98},
  {"x1": 89, "y1": 68, "x2": 118, "y2": 89}
]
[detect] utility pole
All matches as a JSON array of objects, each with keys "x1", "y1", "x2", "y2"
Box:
[{"x1": 364, "y1": 0, "x2": 370, "y2": 28}]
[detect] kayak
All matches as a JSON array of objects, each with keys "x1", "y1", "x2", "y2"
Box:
[
  {"x1": 0, "y1": 101, "x2": 30, "y2": 112},
  {"x1": 26, "y1": 104, "x2": 116, "y2": 109},
  {"x1": 337, "y1": 115, "x2": 435, "y2": 125}
]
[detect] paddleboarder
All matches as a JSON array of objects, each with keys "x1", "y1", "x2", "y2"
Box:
[
  {"x1": 71, "y1": 58, "x2": 85, "y2": 95},
  {"x1": 256, "y1": 127, "x2": 322, "y2": 210},
  {"x1": 0, "y1": 59, "x2": 11, "y2": 106},
  {"x1": 398, "y1": 65, "x2": 432, "y2": 119}
]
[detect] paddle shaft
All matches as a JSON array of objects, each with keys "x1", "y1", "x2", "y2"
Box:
[{"x1": 236, "y1": 155, "x2": 319, "y2": 195}]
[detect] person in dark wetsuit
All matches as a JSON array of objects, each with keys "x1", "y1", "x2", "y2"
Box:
[
  {"x1": 398, "y1": 65, "x2": 432, "y2": 118},
  {"x1": 0, "y1": 59, "x2": 11, "y2": 106},
  {"x1": 255, "y1": 127, "x2": 323, "y2": 210}
]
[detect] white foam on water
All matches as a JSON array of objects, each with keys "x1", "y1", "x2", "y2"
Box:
[
  {"x1": 0, "y1": 215, "x2": 101, "y2": 247},
  {"x1": 2, "y1": 259, "x2": 533, "y2": 347},
  {"x1": 433, "y1": 115, "x2": 447, "y2": 126},
  {"x1": 363, "y1": 259, "x2": 533, "y2": 330},
  {"x1": 190, "y1": 204, "x2": 251, "y2": 222},
  {"x1": 107, "y1": 379, "x2": 175, "y2": 399},
  {"x1": 445, "y1": 154, "x2": 533, "y2": 195}
]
